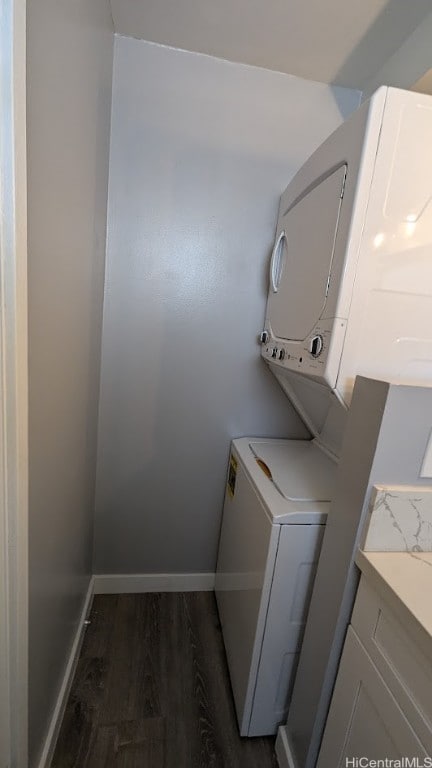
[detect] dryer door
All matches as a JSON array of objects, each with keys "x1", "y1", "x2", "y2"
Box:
[{"x1": 268, "y1": 165, "x2": 346, "y2": 341}]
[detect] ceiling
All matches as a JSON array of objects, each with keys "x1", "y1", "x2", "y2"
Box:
[{"x1": 110, "y1": 0, "x2": 432, "y2": 89}]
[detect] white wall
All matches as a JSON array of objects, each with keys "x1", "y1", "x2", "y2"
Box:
[
  {"x1": 94, "y1": 37, "x2": 360, "y2": 575},
  {"x1": 26, "y1": 1, "x2": 114, "y2": 764},
  {"x1": 362, "y1": 9, "x2": 432, "y2": 98}
]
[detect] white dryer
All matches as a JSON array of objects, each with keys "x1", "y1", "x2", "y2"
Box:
[
  {"x1": 261, "y1": 87, "x2": 432, "y2": 445},
  {"x1": 215, "y1": 437, "x2": 336, "y2": 737}
]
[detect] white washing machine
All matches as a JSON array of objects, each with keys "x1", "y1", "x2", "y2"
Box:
[{"x1": 215, "y1": 437, "x2": 336, "y2": 737}]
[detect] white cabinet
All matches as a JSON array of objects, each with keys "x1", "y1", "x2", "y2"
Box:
[
  {"x1": 317, "y1": 628, "x2": 428, "y2": 766},
  {"x1": 317, "y1": 577, "x2": 432, "y2": 767}
]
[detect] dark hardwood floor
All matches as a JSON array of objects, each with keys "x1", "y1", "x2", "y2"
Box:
[{"x1": 51, "y1": 592, "x2": 279, "y2": 767}]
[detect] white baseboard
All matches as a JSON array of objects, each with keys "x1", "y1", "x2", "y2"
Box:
[
  {"x1": 93, "y1": 572, "x2": 216, "y2": 594},
  {"x1": 275, "y1": 726, "x2": 298, "y2": 768},
  {"x1": 37, "y1": 577, "x2": 94, "y2": 768}
]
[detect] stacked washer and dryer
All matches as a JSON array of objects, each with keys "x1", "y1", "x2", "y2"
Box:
[{"x1": 215, "y1": 86, "x2": 432, "y2": 742}]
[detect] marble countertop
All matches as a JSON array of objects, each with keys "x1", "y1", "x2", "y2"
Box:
[{"x1": 355, "y1": 549, "x2": 432, "y2": 660}]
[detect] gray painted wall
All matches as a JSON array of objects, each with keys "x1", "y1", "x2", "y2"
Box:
[
  {"x1": 283, "y1": 376, "x2": 432, "y2": 768},
  {"x1": 26, "y1": 2, "x2": 114, "y2": 764},
  {"x1": 361, "y1": 9, "x2": 432, "y2": 98},
  {"x1": 93, "y1": 36, "x2": 361, "y2": 575}
]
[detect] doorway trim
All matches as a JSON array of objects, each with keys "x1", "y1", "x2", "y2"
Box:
[{"x1": 0, "y1": 0, "x2": 28, "y2": 766}]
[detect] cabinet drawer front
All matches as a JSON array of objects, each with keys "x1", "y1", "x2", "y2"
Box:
[
  {"x1": 352, "y1": 578, "x2": 432, "y2": 747},
  {"x1": 317, "y1": 628, "x2": 428, "y2": 768}
]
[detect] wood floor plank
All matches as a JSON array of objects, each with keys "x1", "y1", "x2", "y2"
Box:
[
  {"x1": 51, "y1": 592, "x2": 278, "y2": 768},
  {"x1": 115, "y1": 718, "x2": 165, "y2": 768},
  {"x1": 87, "y1": 725, "x2": 118, "y2": 768},
  {"x1": 165, "y1": 593, "x2": 224, "y2": 768},
  {"x1": 51, "y1": 656, "x2": 108, "y2": 767}
]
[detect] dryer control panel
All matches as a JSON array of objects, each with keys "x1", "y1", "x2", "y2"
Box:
[{"x1": 260, "y1": 317, "x2": 347, "y2": 390}]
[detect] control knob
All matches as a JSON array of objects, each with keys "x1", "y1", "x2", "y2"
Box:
[{"x1": 310, "y1": 335, "x2": 323, "y2": 358}]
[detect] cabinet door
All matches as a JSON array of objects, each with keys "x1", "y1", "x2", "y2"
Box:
[{"x1": 317, "y1": 628, "x2": 428, "y2": 768}]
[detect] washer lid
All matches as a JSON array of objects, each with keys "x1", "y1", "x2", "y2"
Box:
[{"x1": 249, "y1": 440, "x2": 336, "y2": 502}]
